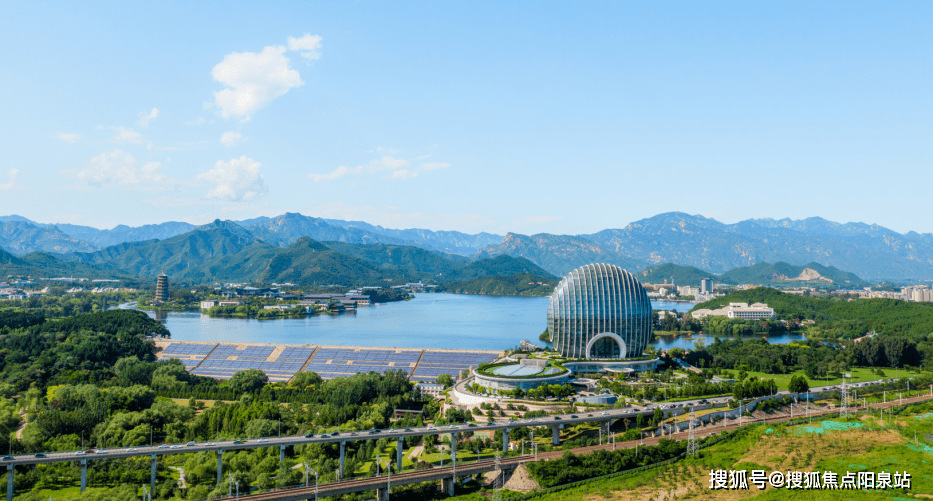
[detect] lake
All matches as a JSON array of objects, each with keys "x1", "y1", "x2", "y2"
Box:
[{"x1": 152, "y1": 293, "x2": 802, "y2": 350}]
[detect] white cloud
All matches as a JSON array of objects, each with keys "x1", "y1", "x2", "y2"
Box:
[
  {"x1": 137, "y1": 108, "x2": 159, "y2": 128},
  {"x1": 415, "y1": 154, "x2": 431, "y2": 160},
  {"x1": 53, "y1": 132, "x2": 81, "y2": 143},
  {"x1": 309, "y1": 156, "x2": 453, "y2": 182},
  {"x1": 287, "y1": 34, "x2": 323, "y2": 60},
  {"x1": 212, "y1": 45, "x2": 303, "y2": 120},
  {"x1": 197, "y1": 156, "x2": 268, "y2": 202},
  {"x1": 0, "y1": 169, "x2": 24, "y2": 191},
  {"x1": 110, "y1": 126, "x2": 146, "y2": 145},
  {"x1": 220, "y1": 131, "x2": 244, "y2": 147},
  {"x1": 421, "y1": 162, "x2": 450, "y2": 171},
  {"x1": 391, "y1": 169, "x2": 418, "y2": 180},
  {"x1": 308, "y1": 156, "x2": 411, "y2": 182},
  {"x1": 64, "y1": 150, "x2": 174, "y2": 189}
]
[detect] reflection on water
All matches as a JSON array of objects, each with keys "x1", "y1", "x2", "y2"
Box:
[
  {"x1": 148, "y1": 293, "x2": 798, "y2": 351},
  {"x1": 651, "y1": 332, "x2": 807, "y2": 351}
]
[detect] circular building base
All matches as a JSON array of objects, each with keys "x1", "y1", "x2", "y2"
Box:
[{"x1": 471, "y1": 357, "x2": 659, "y2": 392}]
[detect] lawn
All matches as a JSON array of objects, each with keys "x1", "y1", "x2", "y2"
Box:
[
  {"x1": 742, "y1": 367, "x2": 897, "y2": 391},
  {"x1": 465, "y1": 408, "x2": 933, "y2": 501}
]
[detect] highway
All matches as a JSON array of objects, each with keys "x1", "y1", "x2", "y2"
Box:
[
  {"x1": 0, "y1": 379, "x2": 903, "y2": 467},
  {"x1": 205, "y1": 390, "x2": 933, "y2": 501}
]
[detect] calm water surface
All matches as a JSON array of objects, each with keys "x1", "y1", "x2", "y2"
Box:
[{"x1": 152, "y1": 294, "x2": 797, "y2": 350}]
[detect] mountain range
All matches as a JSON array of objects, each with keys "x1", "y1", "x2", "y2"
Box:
[
  {"x1": 2, "y1": 211, "x2": 933, "y2": 281},
  {"x1": 1, "y1": 220, "x2": 553, "y2": 288}
]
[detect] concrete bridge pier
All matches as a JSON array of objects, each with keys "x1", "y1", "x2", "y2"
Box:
[
  {"x1": 7, "y1": 464, "x2": 13, "y2": 501},
  {"x1": 80, "y1": 459, "x2": 87, "y2": 492},
  {"x1": 216, "y1": 450, "x2": 223, "y2": 484},
  {"x1": 150, "y1": 454, "x2": 157, "y2": 495},
  {"x1": 339, "y1": 440, "x2": 346, "y2": 478},
  {"x1": 279, "y1": 444, "x2": 286, "y2": 463},
  {"x1": 502, "y1": 428, "x2": 509, "y2": 452},
  {"x1": 442, "y1": 477, "x2": 455, "y2": 497},
  {"x1": 376, "y1": 486, "x2": 390, "y2": 501},
  {"x1": 450, "y1": 432, "x2": 457, "y2": 463},
  {"x1": 396, "y1": 436, "x2": 403, "y2": 473},
  {"x1": 550, "y1": 425, "x2": 560, "y2": 445}
]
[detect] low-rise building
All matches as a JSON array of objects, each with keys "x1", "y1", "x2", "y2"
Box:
[
  {"x1": 414, "y1": 383, "x2": 445, "y2": 398},
  {"x1": 677, "y1": 285, "x2": 701, "y2": 296},
  {"x1": 200, "y1": 300, "x2": 242, "y2": 309},
  {"x1": 692, "y1": 302, "x2": 775, "y2": 320}
]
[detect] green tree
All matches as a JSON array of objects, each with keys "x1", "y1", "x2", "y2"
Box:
[
  {"x1": 229, "y1": 369, "x2": 269, "y2": 394},
  {"x1": 788, "y1": 375, "x2": 809, "y2": 394},
  {"x1": 437, "y1": 374, "x2": 454, "y2": 388}
]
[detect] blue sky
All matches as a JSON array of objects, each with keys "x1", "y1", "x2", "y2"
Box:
[{"x1": 1, "y1": 1, "x2": 930, "y2": 235}]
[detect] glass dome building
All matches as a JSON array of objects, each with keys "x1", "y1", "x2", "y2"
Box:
[{"x1": 547, "y1": 263, "x2": 652, "y2": 359}]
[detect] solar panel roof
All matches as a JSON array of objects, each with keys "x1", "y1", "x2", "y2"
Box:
[{"x1": 161, "y1": 343, "x2": 217, "y2": 355}]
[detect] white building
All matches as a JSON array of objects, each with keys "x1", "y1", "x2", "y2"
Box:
[
  {"x1": 414, "y1": 383, "x2": 445, "y2": 398},
  {"x1": 200, "y1": 300, "x2": 242, "y2": 309},
  {"x1": 677, "y1": 286, "x2": 701, "y2": 296},
  {"x1": 692, "y1": 302, "x2": 775, "y2": 320}
]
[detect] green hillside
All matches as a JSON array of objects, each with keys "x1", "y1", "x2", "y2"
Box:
[
  {"x1": 693, "y1": 287, "x2": 933, "y2": 340},
  {"x1": 434, "y1": 272, "x2": 557, "y2": 296},
  {"x1": 0, "y1": 247, "x2": 138, "y2": 282},
  {"x1": 320, "y1": 241, "x2": 468, "y2": 280},
  {"x1": 717, "y1": 261, "x2": 867, "y2": 287},
  {"x1": 68, "y1": 220, "x2": 258, "y2": 277},
  {"x1": 637, "y1": 263, "x2": 713, "y2": 285},
  {"x1": 175, "y1": 237, "x2": 393, "y2": 286},
  {"x1": 442, "y1": 255, "x2": 557, "y2": 282}
]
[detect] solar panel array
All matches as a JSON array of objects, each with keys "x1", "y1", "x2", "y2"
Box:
[
  {"x1": 191, "y1": 359, "x2": 307, "y2": 382},
  {"x1": 278, "y1": 347, "x2": 317, "y2": 362},
  {"x1": 157, "y1": 342, "x2": 218, "y2": 370},
  {"x1": 411, "y1": 351, "x2": 498, "y2": 382},
  {"x1": 156, "y1": 341, "x2": 500, "y2": 384},
  {"x1": 209, "y1": 344, "x2": 275, "y2": 360},
  {"x1": 188, "y1": 344, "x2": 296, "y2": 381},
  {"x1": 305, "y1": 348, "x2": 421, "y2": 380}
]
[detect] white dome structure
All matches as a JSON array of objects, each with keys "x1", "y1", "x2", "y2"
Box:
[{"x1": 546, "y1": 263, "x2": 652, "y2": 359}]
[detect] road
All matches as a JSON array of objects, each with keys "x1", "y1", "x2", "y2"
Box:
[
  {"x1": 0, "y1": 379, "x2": 913, "y2": 467},
  {"x1": 206, "y1": 391, "x2": 933, "y2": 501}
]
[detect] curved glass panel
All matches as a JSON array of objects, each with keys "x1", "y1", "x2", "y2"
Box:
[{"x1": 548, "y1": 263, "x2": 652, "y2": 359}]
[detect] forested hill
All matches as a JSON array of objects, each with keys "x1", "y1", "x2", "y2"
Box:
[
  {"x1": 0, "y1": 248, "x2": 138, "y2": 282},
  {"x1": 36, "y1": 309, "x2": 170, "y2": 337},
  {"x1": 442, "y1": 255, "x2": 556, "y2": 282},
  {"x1": 717, "y1": 261, "x2": 867, "y2": 287},
  {"x1": 638, "y1": 263, "x2": 712, "y2": 285},
  {"x1": 434, "y1": 272, "x2": 557, "y2": 296},
  {"x1": 693, "y1": 288, "x2": 933, "y2": 340}
]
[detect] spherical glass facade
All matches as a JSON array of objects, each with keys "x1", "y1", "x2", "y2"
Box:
[{"x1": 547, "y1": 263, "x2": 652, "y2": 359}]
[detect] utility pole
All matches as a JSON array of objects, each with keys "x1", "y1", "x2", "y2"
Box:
[
  {"x1": 687, "y1": 410, "x2": 698, "y2": 457},
  {"x1": 493, "y1": 453, "x2": 503, "y2": 501},
  {"x1": 839, "y1": 377, "x2": 848, "y2": 418}
]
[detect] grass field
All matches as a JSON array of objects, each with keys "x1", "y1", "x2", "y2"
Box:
[
  {"x1": 431, "y1": 400, "x2": 933, "y2": 501},
  {"x1": 743, "y1": 367, "x2": 919, "y2": 391}
]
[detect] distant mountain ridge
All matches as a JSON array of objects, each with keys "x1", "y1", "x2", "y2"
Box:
[
  {"x1": 5, "y1": 211, "x2": 933, "y2": 280},
  {"x1": 474, "y1": 232, "x2": 645, "y2": 276},
  {"x1": 323, "y1": 218, "x2": 503, "y2": 255},
  {"x1": 0, "y1": 245, "x2": 138, "y2": 282},
  {"x1": 579, "y1": 212, "x2": 933, "y2": 280},
  {"x1": 43, "y1": 222, "x2": 559, "y2": 288},
  {"x1": 716, "y1": 261, "x2": 867, "y2": 287}
]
